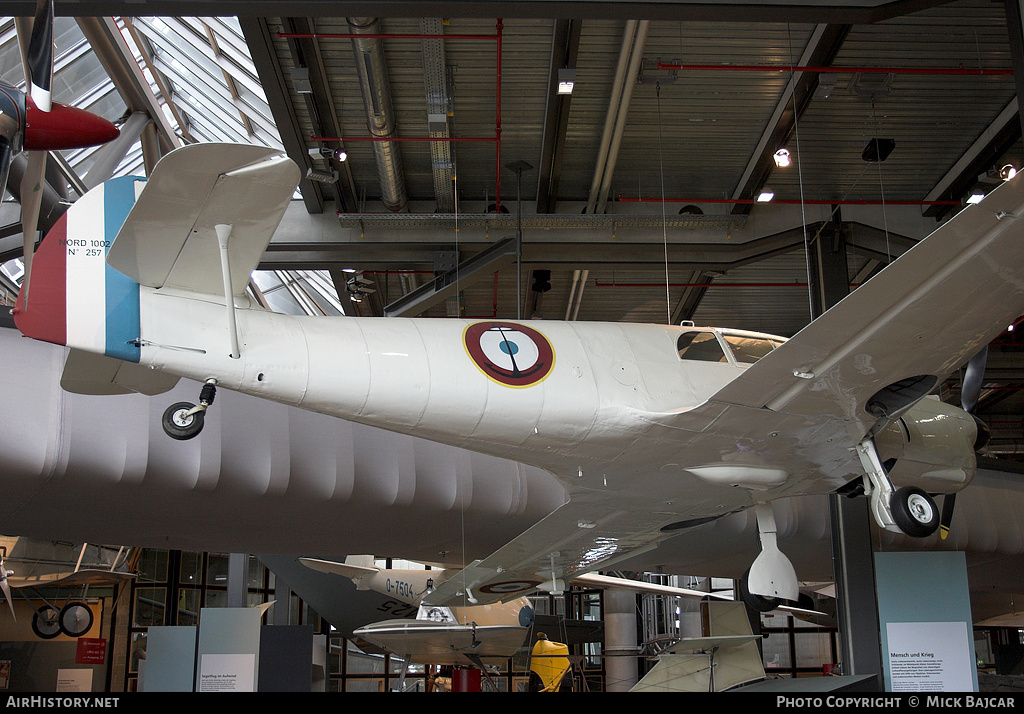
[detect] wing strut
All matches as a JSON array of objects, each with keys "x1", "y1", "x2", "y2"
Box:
[{"x1": 215, "y1": 223, "x2": 241, "y2": 359}]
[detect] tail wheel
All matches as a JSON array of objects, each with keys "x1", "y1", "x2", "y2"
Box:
[
  {"x1": 891, "y1": 486, "x2": 939, "y2": 538},
  {"x1": 162, "y1": 402, "x2": 204, "y2": 440}
]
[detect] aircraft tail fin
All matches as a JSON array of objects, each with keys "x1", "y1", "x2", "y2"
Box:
[
  {"x1": 14, "y1": 144, "x2": 300, "y2": 363},
  {"x1": 13, "y1": 176, "x2": 145, "y2": 363},
  {"x1": 298, "y1": 557, "x2": 379, "y2": 587}
]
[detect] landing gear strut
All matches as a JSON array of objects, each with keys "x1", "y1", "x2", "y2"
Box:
[
  {"x1": 161, "y1": 380, "x2": 217, "y2": 441},
  {"x1": 856, "y1": 439, "x2": 939, "y2": 538}
]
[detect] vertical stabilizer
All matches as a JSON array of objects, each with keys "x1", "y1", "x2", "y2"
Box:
[{"x1": 14, "y1": 176, "x2": 145, "y2": 362}]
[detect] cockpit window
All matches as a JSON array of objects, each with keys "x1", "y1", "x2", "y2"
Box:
[
  {"x1": 677, "y1": 331, "x2": 728, "y2": 362},
  {"x1": 721, "y1": 335, "x2": 780, "y2": 364}
]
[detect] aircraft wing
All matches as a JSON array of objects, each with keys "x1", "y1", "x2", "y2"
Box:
[
  {"x1": 708, "y1": 174, "x2": 1024, "y2": 437},
  {"x1": 426, "y1": 486, "x2": 724, "y2": 606},
  {"x1": 428, "y1": 175, "x2": 1024, "y2": 607}
]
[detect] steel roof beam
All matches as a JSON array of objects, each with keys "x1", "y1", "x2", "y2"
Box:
[
  {"x1": 76, "y1": 16, "x2": 181, "y2": 170},
  {"x1": 536, "y1": 18, "x2": 580, "y2": 214},
  {"x1": 259, "y1": 221, "x2": 913, "y2": 272},
  {"x1": 241, "y1": 16, "x2": 335, "y2": 214},
  {"x1": 922, "y1": 98, "x2": 1020, "y2": 219},
  {"x1": 730, "y1": 23, "x2": 851, "y2": 215},
  {"x1": 19, "y1": 1, "x2": 962, "y2": 25},
  {"x1": 383, "y1": 237, "x2": 518, "y2": 316}
]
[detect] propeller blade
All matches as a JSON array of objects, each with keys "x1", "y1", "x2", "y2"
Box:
[
  {"x1": 937, "y1": 347, "x2": 990, "y2": 542},
  {"x1": 19, "y1": 150, "x2": 46, "y2": 302},
  {"x1": 0, "y1": 575, "x2": 13, "y2": 621},
  {"x1": 25, "y1": 0, "x2": 53, "y2": 113},
  {"x1": 939, "y1": 493, "x2": 956, "y2": 541},
  {"x1": 961, "y1": 346, "x2": 988, "y2": 414},
  {"x1": 0, "y1": 142, "x2": 13, "y2": 205}
]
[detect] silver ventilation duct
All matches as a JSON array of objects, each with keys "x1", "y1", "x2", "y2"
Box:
[{"x1": 347, "y1": 17, "x2": 408, "y2": 212}]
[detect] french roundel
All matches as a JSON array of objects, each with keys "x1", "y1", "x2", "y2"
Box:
[{"x1": 464, "y1": 322, "x2": 555, "y2": 388}]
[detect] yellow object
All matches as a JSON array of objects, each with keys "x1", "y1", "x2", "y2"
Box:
[{"x1": 529, "y1": 634, "x2": 571, "y2": 692}]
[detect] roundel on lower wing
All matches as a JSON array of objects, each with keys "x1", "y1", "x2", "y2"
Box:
[
  {"x1": 464, "y1": 322, "x2": 555, "y2": 387},
  {"x1": 479, "y1": 580, "x2": 542, "y2": 595}
]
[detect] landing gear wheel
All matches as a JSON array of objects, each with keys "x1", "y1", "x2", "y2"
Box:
[
  {"x1": 739, "y1": 569, "x2": 781, "y2": 613},
  {"x1": 891, "y1": 486, "x2": 939, "y2": 538},
  {"x1": 31, "y1": 606, "x2": 61, "y2": 639},
  {"x1": 162, "y1": 402, "x2": 205, "y2": 440},
  {"x1": 59, "y1": 602, "x2": 93, "y2": 638}
]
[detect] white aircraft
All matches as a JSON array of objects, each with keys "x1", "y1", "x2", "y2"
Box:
[
  {"x1": 11, "y1": 142, "x2": 1020, "y2": 613},
  {"x1": 299, "y1": 555, "x2": 536, "y2": 668},
  {"x1": 296, "y1": 554, "x2": 762, "y2": 669}
]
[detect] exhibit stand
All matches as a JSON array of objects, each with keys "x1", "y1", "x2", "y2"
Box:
[
  {"x1": 139, "y1": 605, "x2": 322, "y2": 692},
  {"x1": 875, "y1": 551, "x2": 978, "y2": 692}
]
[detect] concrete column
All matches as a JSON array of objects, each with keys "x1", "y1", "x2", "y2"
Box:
[{"x1": 604, "y1": 588, "x2": 639, "y2": 692}]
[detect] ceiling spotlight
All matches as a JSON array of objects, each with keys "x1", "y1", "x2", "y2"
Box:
[
  {"x1": 773, "y1": 148, "x2": 791, "y2": 168},
  {"x1": 557, "y1": 68, "x2": 576, "y2": 95},
  {"x1": 756, "y1": 189, "x2": 775, "y2": 203},
  {"x1": 966, "y1": 192, "x2": 986, "y2": 205},
  {"x1": 1000, "y1": 164, "x2": 1017, "y2": 181},
  {"x1": 335, "y1": 149, "x2": 348, "y2": 162}
]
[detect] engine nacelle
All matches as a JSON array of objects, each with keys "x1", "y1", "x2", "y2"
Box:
[{"x1": 874, "y1": 395, "x2": 979, "y2": 494}]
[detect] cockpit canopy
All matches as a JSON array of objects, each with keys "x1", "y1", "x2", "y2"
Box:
[{"x1": 676, "y1": 329, "x2": 786, "y2": 365}]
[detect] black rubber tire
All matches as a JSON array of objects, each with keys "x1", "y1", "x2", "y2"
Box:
[
  {"x1": 891, "y1": 486, "x2": 940, "y2": 538},
  {"x1": 739, "y1": 568, "x2": 781, "y2": 613},
  {"x1": 59, "y1": 602, "x2": 94, "y2": 638},
  {"x1": 31, "y1": 606, "x2": 61, "y2": 639},
  {"x1": 162, "y1": 402, "x2": 205, "y2": 440}
]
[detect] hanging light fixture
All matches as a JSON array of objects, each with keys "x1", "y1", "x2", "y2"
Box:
[
  {"x1": 557, "y1": 68, "x2": 577, "y2": 95},
  {"x1": 1000, "y1": 164, "x2": 1017, "y2": 181},
  {"x1": 773, "y1": 148, "x2": 791, "y2": 168}
]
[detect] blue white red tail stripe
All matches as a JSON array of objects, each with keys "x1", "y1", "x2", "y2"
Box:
[{"x1": 14, "y1": 176, "x2": 146, "y2": 362}]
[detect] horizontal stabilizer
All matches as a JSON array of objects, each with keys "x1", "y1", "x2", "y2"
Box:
[
  {"x1": 299, "y1": 556, "x2": 378, "y2": 580},
  {"x1": 106, "y1": 143, "x2": 300, "y2": 297},
  {"x1": 61, "y1": 348, "x2": 179, "y2": 396}
]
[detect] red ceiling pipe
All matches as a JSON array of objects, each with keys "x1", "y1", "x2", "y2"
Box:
[
  {"x1": 277, "y1": 31, "x2": 499, "y2": 40},
  {"x1": 495, "y1": 19, "x2": 503, "y2": 213},
  {"x1": 594, "y1": 280, "x2": 813, "y2": 288},
  {"x1": 655, "y1": 61, "x2": 1013, "y2": 76},
  {"x1": 617, "y1": 195, "x2": 962, "y2": 206},
  {"x1": 313, "y1": 136, "x2": 497, "y2": 143}
]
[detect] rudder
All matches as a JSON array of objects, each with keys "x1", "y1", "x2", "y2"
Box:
[{"x1": 14, "y1": 176, "x2": 146, "y2": 363}]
